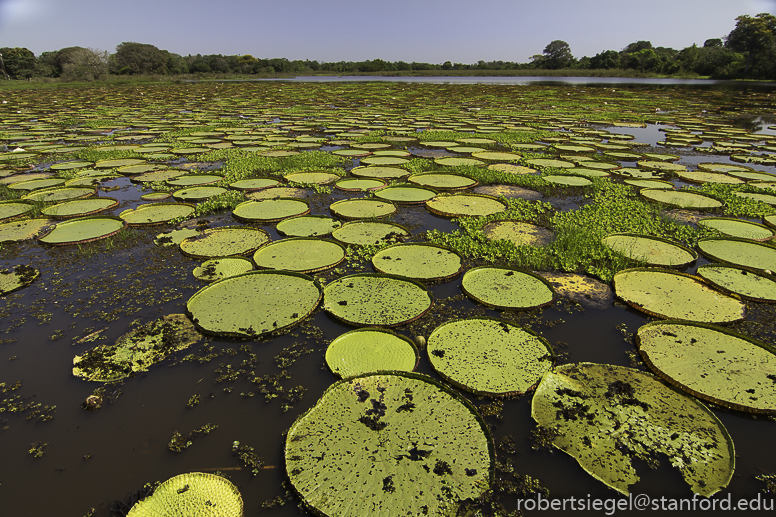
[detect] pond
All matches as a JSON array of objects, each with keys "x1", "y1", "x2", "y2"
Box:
[{"x1": 1, "y1": 81, "x2": 776, "y2": 516}]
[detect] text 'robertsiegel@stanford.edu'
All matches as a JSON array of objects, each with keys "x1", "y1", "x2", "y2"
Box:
[{"x1": 517, "y1": 493, "x2": 774, "y2": 514}]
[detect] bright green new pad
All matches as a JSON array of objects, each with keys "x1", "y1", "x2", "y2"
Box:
[
  {"x1": 602, "y1": 233, "x2": 697, "y2": 267},
  {"x1": 38, "y1": 216, "x2": 125, "y2": 245},
  {"x1": 127, "y1": 472, "x2": 243, "y2": 517},
  {"x1": 325, "y1": 328, "x2": 418, "y2": 378},
  {"x1": 462, "y1": 267, "x2": 555, "y2": 309}
]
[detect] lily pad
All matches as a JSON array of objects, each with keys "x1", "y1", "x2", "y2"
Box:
[
  {"x1": 8, "y1": 177, "x2": 66, "y2": 191},
  {"x1": 155, "y1": 228, "x2": 201, "y2": 247},
  {"x1": 351, "y1": 166, "x2": 408, "y2": 179},
  {"x1": 697, "y1": 237, "x2": 776, "y2": 272},
  {"x1": 0, "y1": 218, "x2": 54, "y2": 243},
  {"x1": 246, "y1": 187, "x2": 308, "y2": 200},
  {"x1": 623, "y1": 178, "x2": 674, "y2": 190},
  {"x1": 94, "y1": 158, "x2": 146, "y2": 169},
  {"x1": 408, "y1": 172, "x2": 477, "y2": 190},
  {"x1": 734, "y1": 191, "x2": 776, "y2": 206},
  {"x1": 229, "y1": 177, "x2": 280, "y2": 191},
  {"x1": 193, "y1": 257, "x2": 254, "y2": 282},
  {"x1": 172, "y1": 186, "x2": 228, "y2": 202},
  {"x1": 232, "y1": 198, "x2": 310, "y2": 223},
  {"x1": 462, "y1": 267, "x2": 555, "y2": 309},
  {"x1": 374, "y1": 185, "x2": 437, "y2": 204},
  {"x1": 435, "y1": 157, "x2": 485, "y2": 167},
  {"x1": 41, "y1": 197, "x2": 119, "y2": 219},
  {"x1": 126, "y1": 472, "x2": 242, "y2": 517},
  {"x1": 676, "y1": 171, "x2": 743, "y2": 185},
  {"x1": 325, "y1": 328, "x2": 418, "y2": 378},
  {"x1": 525, "y1": 158, "x2": 575, "y2": 168},
  {"x1": 372, "y1": 243, "x2": 462, "y2": 281},
  {"x1": 428, "y1": 318, "x2": 553, "y2": 396},
  {"x1": 38, "y1": 216, "x2": 125, "y2": 245},
  {"x1": 698, "y1": 217, "x2": 774, "y2": 240},
  {"x1": 330, "y1": 198, "x2": 397, "y2": 220},
  {"x1": 331, "y1": 221, "x2": 409, "y2": 246},
  {"x1": 276, "y1": 215, "x2": 341, "y2": 237},
  {"x1": 481, "y1": 221, "x2": 554, "y2": 247},
  {"x1": 334, "y1": 178, "x2": 386, "y2": 192},
  {"x1": 22, "y1": 187, "x2": 96, "y2": 203},
  {"x1": 696, "y1": 263, "x2": 776, "y2": 302},
  {"x1": 637, "y1": 321, "x2": 776, "y2": 414},
  {"x1": 120, "y1": 203, "x2": 196, "y2": 226},
  {"x1": 426, "y1": 194, "x2": 506, "y2": 218},
  {"x1": 613, "y1": 268, "x2": 746, "y2": 323},
  {"x1": 0, "y1": 265, "x2": 40, "y2": 296},
  {"x1": 284, "y1": 171, "x2": 340, "y2": 185},
  {"x1": 0, "y1": 200, "x2": 35, "y2": 222},
  {"x1": 323, "y1": 273, "x2": 432, "y2": 327},
  {"x1": 640, "y1": 189, "x2": 722, "y2": 209},
  {"x1": 531, "y1": 363, "x2": 734, "y2": 496},
  {"x1": 253, "y1": 238, "x2": 345, "y2": 273},
  {"x1": 542, "y1": 175, "x2": 592, "y2": 187},
  {"x1": 179, "y1": 226, "x2": 270, "y2": 259},
  {"x1": 285, "y1": 372, "x2": 493, "y2": 517},
  {"x1": 186, "y1": 270, "x2": 322, "y2": 338},
  {"x1": 602, "y1": 233, "x2": 697, "y2": 267},
  {"x1": 166, "y1": 174, "x2": 222, "y2": 187},
  {"x1": 486, "y1": 163, "x2": 537, "y2": 175}
]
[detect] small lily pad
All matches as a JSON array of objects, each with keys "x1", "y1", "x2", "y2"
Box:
[
  {"x1": 325, "y1": 328, "x2": 419, "y2": 378},
  {"x1": 41, "y1": 198, "x2": 119, "y2": 219},
  {"x1": 126, "y1": 472, "x2": 243, "y2": 517},
  {"x1": 426, "y1": 194, "x2": 506, "y2": 218},
  {"x1": 38, "y1": 216, "x2": 125, "y2": 246},
  {"x1": 0, "y1": 265, "x2": 40, "y2": 295},
  {"x1": 120, "y1": 203, "x2": 196, "y2": 226},
  {"x1": 193, "y1": 257, "x2": 254, "y2": 282},
  {"x1": 330, "y1": 198, "x2": 397, "y2": 220}
]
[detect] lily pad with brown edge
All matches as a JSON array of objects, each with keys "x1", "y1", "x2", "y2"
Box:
[
  {"x1": 245, "y1": 187, "x2": 309, "y2": 200},
  {"x1": 425, "y1": 193, "x2": 506, "y2": 218},
  {"x1": 0, "y1": 172, "x2": 52, "y2": 185},
  {"x1": 7, "y1": 177, "x2": 66, "y2": 191},
  {"x1": 428, "y1": 317, "x2": 553, "y2": 397},
  {"x1": 531, "y1": 362, "x2": 734, "y2": 496},
  {"x1": 638, "y1": 160, "x2": 686, "y2": 172},
  {"x1": 179, "y1": 226, "x2": 270, "y2": 259},
  {"x1": 41, "y1": 197, "x2": 119, "y2": 219},
  {"x1": 623, "y1": 178, "x2": 674, "y2": 190},
  {"x1": 139, "y1": 192, "x2": 172, "y2": 201},
  {"x1": 276, "y1": 215, "x2": 341, "y2": 237},
  {"x1": 542, "y1": 175, "x2": 593, "y2": 187},
  {"x1": 172, "y1": 186, "x2": 227, "y2": 202},
  {"x1": 676, "y1": 171, "x2": 743, "y2": 185},
  {"x1": 360, "y1": 155, "x2": 409, "y2": 166},
  {"x1": 602, "y1": 233, "x2": 697, "y2": 267},
  {"x1": 0, "y1": 265, "x2": 40, "y2": 296},
  {"x1": 734, "y1": 191, "x2": 776, "y2": 206},
  {"x1": 0, "y1": 218, "x2": 54, "y2": 243},
  {"x1": 285, "y1": 371, "x2": 493, "y2": 517},
  {"x1": 727, "y1": 169, "x2": 776, "y2": 182},
  {"x1": 94, "y1": 158, "x2": 146, "y2": 169},
  {"x1": 374, "y1": 185, "x2": 437, "y2": 205},
  {"x1": 116, "y1": 164, "x2": 161, "y2": 175},
  {"x1": 407, "y1": 172, "x2": 477, "y2": 190},
  {"x1": 73, "y1": 314, "x2": 202, "y2": 382},
  {"x1": 323, "y1": 273, "x2": 432, "y2": 327},
  {"x1": 350, "y1": 166, "x2": 408, "y2": 180},
  {"x1": 126, "y1": 472, "x2": 243, "y2": 517},
  {"x1": 696, "y1": 264, "x2": 776, "y2": 302},
  {"x1": 193, "y1": 257, "x2": 254, "y2": 282},
  {"x1": 186, "y1": 270, "x2": 322, "y2": 338},
  {"x1": 0, "y1": 200, "x2": 35, "y2": 222},
  {"x1": 471, "y1": 151, "x2": 522, "y2": 162},
  {"x1": 434, "y1": 156, "x2": 485, "y2": 167},
  {"x1": 697, "y1": 237, "x2": 776, "y2": 273},
  {"x1": 325, "y1": 328, "x2": 419, "y2": 378},
  {"x1": 334, "y1": 178, "x2": 386, "y2": 192},
  {"x1": 131, "y1": 169, "x2": 185, "y2": 184},
  {"x1": 564, "y1": 167, "x2": 611, "y2": 178},
  {"x1": 525, "y1": 158, "x2": 575, "y2": 169},
  {"x1": 372, "y1": 243, "x2": 462, "y2": 282},
  {"x1": 331, "y1": 221, "x2": 409, "y2": 246},
  {"x1": 461, "y1": 267, "x2": 555, "y2": 310},
  {"x1": 330, "y1": 198, "x2": 397, "y2": 220},
  {"x1": 49, "y1": 161, "x2": 93, "y2": 171},
  {"x1": 636, "y1": 320, "x2": 776, "y2": 414},
  {"x1": 253, "y1": 238, "x2": 345, "y2": 273},
  {"x1": 486, "y1": 163, "x2": 537, "y2": 175},
  {"x1": 480, "y1": 220, "x2": 554, "y2": 247},
  {"x1": 37, "y1": 216, "x2": 125, "y2": 246},
  {"x1": 229, "y1": 177, "x2": 280, "y2": 191},
  {"x1": 697, "y1": 162, "x2": 753, "y2": 174},
  {"x1": 22, "y1": 186, "x2": 96, "y2": 203},
  {"x1": 613, "y1": 267, "x2": 745, "y2": 323},
  {"x1": 284, "y1": 171, "x2": 341, "y2": 185},
  {"x1": 699, "y1": 217, "x2": 774, "y2": 241},
  {"x1": 639, "y1": 189, "x2": 722, "y2": 210},
  {"x1": 232, "y1": 198, "x2": 310, "y2": 223},
  {"x1": 155, "y1": 228, "x2": 201, "y2": 247},
  {"x1": 119, "y1": 203, "x2": 195, "y2": 226},
  {"x1": 166, "y1": 174, "x2": 223, "y2": 187}
]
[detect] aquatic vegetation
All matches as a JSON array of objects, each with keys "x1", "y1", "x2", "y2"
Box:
[{"x1": 126, "y1": 472, "x2": 242, "y2": 516}]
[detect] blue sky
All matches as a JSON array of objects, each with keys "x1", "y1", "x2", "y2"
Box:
[{"x1": 0, "y1": 0, "x2": 774, "y2": 63}]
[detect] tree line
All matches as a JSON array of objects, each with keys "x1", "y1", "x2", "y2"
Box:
[{"x1": 1, "y1": 13, "x2": 774, "y2": 81}]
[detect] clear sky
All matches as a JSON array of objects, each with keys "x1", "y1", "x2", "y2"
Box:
[{"x1": 0, "y1": 0, "x2": 774, "y2": 63}]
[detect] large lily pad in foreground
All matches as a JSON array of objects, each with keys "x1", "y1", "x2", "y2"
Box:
[
  {"x1": 127, "y1": 472, "x2": 243, "y2": 517},
  {"x1": 640, "y1": 189, "x2": 722, "y2": 209},
  {"x1": 325, "y1": 328, "x2": 418, "y2": 378},
  {"x1": 697, "y1": 237, "x2": 776, "y2": 272},
  {"x1": 0, "y1": 200, "x2": 35, "y2": 222},
  {"x1": 532, "y1": 363, "x2": 734, "y2": 496},
  {"x1": 186, "y1": 271, "x2": 322, "y2": 338},
  {"x1": 462, "y1": 267, "x2": 555, "y2": 309},
  {"x1": 602, "y1": 233, "x2": 697, "y2": 267},
  {"x1": 285, "y1": 372, "x2": 493, "y2": 517},
  {"x1": 637, "y1": 321, "x2": 776, "y2": 414},
  {"x1": 38, "y1": 216, "x2": 125, "y2": 245}
]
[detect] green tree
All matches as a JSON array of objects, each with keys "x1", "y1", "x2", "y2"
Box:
[
  {"x1": 590, "y1": 50, "x2": 620, "y2": 69},
  {"x1": 57, "y1": 47, "x2": 108, "y2": 81},
  {"x1": 726, "y1": 13, "x2": 776, "y2": 77},
  {"x1": 111, "y1": 42, "x2": 168, "y2": 75},
  {"x1": 0, "y1": 47, "x2": 36, "y2": 79},
  {"x1": 541, "y1": 40, "x2": 573, "y2": 69}
]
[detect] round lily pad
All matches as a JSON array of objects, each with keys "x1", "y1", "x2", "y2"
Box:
[
  {"x1": 734, "y1": 191, "x2": 776, "y2": 206},
  {"x1": 487, "y1": 163, "x2": 537, "y2": 175},
  {"x1": 8, "y1": 177, "x2": 66, "y2": 191},
  {"x1": 49, "y1": 161, "x2": 93, "y2": 171},
  {"x1": 0, "y1": 218, "x2": 54, "y2": 243},
  {"x1": 232, "y1": 198, "x2": 310, "y2": 223},
  {"x1": 372, "y1": 243, "x2": 462, "y2": 282},
  {"x1": 696, "y1": 264, "x2": 776, "y2": 302},
  {"x1": 637, "y1": 321, "x2": 776, "y2": 414},
  {"x1": 276, "y1": 215, "x2": 341, "y2": 237},
  {"x1": 331, "y1": 221, "x2": 409, "y2": 246},
  {"x1": 697, "y1": 162, "x2": 753, "y2": 173},
  {"x1": 22, "y1": 187, "x2": 96, "y2": 203},
  {"x1": 623, "y1": 178, "x2": 674, "y2": 189},
  {"x1": 542, "y1": 175, "x2": 593, "y2": 187},
  {"x1": 284, "y1": 171, "x2": 340, "y2": 185},
  {"x1": 140, "y1": 192, "x2": 172, "y2": 201},
  {"x1": 697, "y1": 237, "x2": 776, "y2": 272},
  {"x1": 0, "y1": 265, "x2": 40, "y2": 295},
  {"x1": 698, "y1": 217, "x2": 774, "y2": 240},
  {"x1": 323, "y1": 273, "x2": 432, "y2": 327},
  {"x1": 0, "y1": 200, "x2": 35, "y2": 222},
  {"x1": 325, "y1": 328, "x2": 419, "y2": 378},
  {"x1": 166, "y1": 174, "x2": 222, "y2": 187},
  {"x1": 360, "y1": 156, "x2": 408, "y2": 166},
  {"x1": 155, "y1": 228, "x2": 201, "y2": 247},
  {"x1": 481, "y1": 221, "x2": 555, "y2": 247},
  {"x1": 285, "y1": 372, "x2": 493, "y2": 517},
  {"x1": 186, "y1": 270, "x2": 322, "y2": 338},
  {"x1": 351, "y1": 166, "x2": 408, "y2": 179},
  {"x1": 253, "y1": 238, "x2": 345, "y2": 273},
  {"x1": 531, "y1": 362, "x2": 734, "y2": 496},
  {"x1": 613, "y1": 268, "x2": 745, "y2": 323},
  {"x1": 246, "y1": 187, "x2": 308, "y2": 200},
  {"x1": 330, "y1": 198, "x2": 397, "y2": 220},
  {"x1": 525, "y1": 158, "x2": 575, "y2": 168},
  {"x1": 602, "y1": 233, "x2": 697, "y2": 267},
  {"x1": 425, "y1": 194, "x2": 506, "y2": 218},
  {"x1": 126, "y1": 472, "x2": 243, "y2": 517},
  {"x1": 677, "y1": 171, "x2": 743, "y2": 184},
  {"x1": 471, "y1": 151, "x2": 522, "y2": 161},
  {"x1": 193, "y1": 257, "x2": 254, "y2": 282},
  {"x1": 408, "y1": 172, "x2": 477, "y2": 190},
  {"x1": 374, "y1": 185, "x2": 437, "y2": 205},
  {"x1": 461, "y1": 267, "x2": 555, "y2": 309},
  {"x1": 435, "y1": 156, "x2": 485, "y2": 167},
  {"x1": 41, "y1": 197, "x2": 119, "y2": 219},
  {"x1": 640, "y1": 189, "x2": 722, "y2": 209},
  {"x1": 637, "y1": 160, "x2": 687, "y2": 172},
  {"x1": 229, "y1": 177, "x2": 280, "y2": 191},
  {"x1": 334, "y1": 178, "x2": 386, "y2": 192},
  {"x1": 180, "y1": 226, "x2": 270, "y2": 259},
  {"x1": 37, "y1": 216, "x2": 125, "y2": 245},
  {"x1": 428, "y1": 318, "x2": 553, "y2": 396},
  {"x1": 120, "y1": 203, "x2": 196, "y2": 226},
  {"x1": 94, "y1": 158, "x2": 146, "y2": 169},
  {"x1": 172, "y1": 186, "x2": 227, "y2": 202}
]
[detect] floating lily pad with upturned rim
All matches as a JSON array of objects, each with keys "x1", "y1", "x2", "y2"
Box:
[
  {"x1": 172, "y1": 186, "x2": 227, "y2": 202},
  {"x1": 334, "y1": 178, "x2": 386, "y2": 192},
  {"x1": 542, "y1": 175, "x2": 592, "y2": 187},
  {"x1": 94, "y1": 158, "x2": 146, "y2": 169},
  {"x1": 325, "y1": 328, "x2": 419, "y2": 378},
  {"x1": 435, "y1": 156, "x2": 485, "y2": 167},
  {"x1": 232, "y1": 198, "x2": 310, "y2": 223},
  {"x1": 613, "y1": 267, "x2": 745, "y2": 323},
  {"x1": 323, "y1": 273, "x2": 432, "y2": 327},
  {"x1": 623, "y1": 178, "x2": 674, "y2": 189},
  {"x1": 408, "y1": 172, "x2": 477, "y2": 190},
  {"x1": 166, "y1": 174, "x2": 222, "y2": 187},
  {"x1": 126, "y1": 472, "x2": 243, "y2": 517},
  {"x1": 253, "y1": 238, "x2": 345, "y2": 273},
  {"x1": 461, "y1": 267, "x2": 555, "y2": 309},
  {"x1": 696, "y1": 237, "x2": 776, "y2": 272},
  {"x1": 8, "y1": 178, "x2": 66, "y2": 191},
  {"x1": 602, "y1": 233, "x2": 697, "y2": 267},
  {"x1": 640, "y1": 189, "x2": 722, "y2": 209},
  {"x1": 49, "y1": 161, "x2": 93, "y2": 171},
  {"x1": 0, "y1": 265, "x2": 40, "y2": 296},
  {"x1": 186, "y1": 270, "x2": 322, "y2": 338},
  {"x1": 276, "y1": 215, "x2": 341, "y2": 237},
  {"x1": 425, "y1": 193, "x2": 506, "y2": 218},
  {"x1": 179, "y1": 226, "x2": 270, "y2": 259},
  {"x1": 372, "y1": 243, "x2": 462, "y2": 282},
  {"x1": 119, "y1": 203, "x2": 196, "y2": 226},
  {"x1": 0, "y1": 200, "x2": 35, "y2": 222},
  {"x1": 193, "y1": 257, "x2": 254, "y2": 282},
  {"x1": 481, "y1": 220, "x2": 555, "y2": 247},
  {"x1": 525, "y1": 158, "x2": 574, "y2": 169},
  {"x1": 374, "y1": 185, "x2": 437, "y2": 205},
  {"x1": 696, "y1": 264, "x2": 776, "y2": 302},
  {"x1": 229, "y1": 177, "x2": 280, "y2": 191},
  {"x1": 330, "y1": 198, "x2": 397, "y2": 220},
  {"x1": 428, "y1": 317, "x2": 553, "y2": 396},
  {"x1": 22, "y1": 186, "x2": 96, "y2": 203},
  {"x1": 37, "y1": 216, "x2": 125, "y2": 246},
  {"x1": 0, "y1": 218, "x2": 54, "y2": 243},
  {"x1": 284, "y1": 171, "x2": 341, "y2": 185},
  {"x1": 698, "y1": 217, "x2": 774, "y2": 241},
  {"x1": 140, "y1": 192, "x2": 171, "y2": 201},
  {"x1": 350, "y1": 166, "x2": 407, "y2": 179},
  {"x1": 734, "y1": 191, "x2": 776, "y2": 206},
  {"x1": 531, "y1": 362, "x2": 734, "y2": 496},
  {"x1": 285, "y1": 371, "x2": 493, "y2": 517},
  {"x1": 331, "y1": 221, "x2": 409, "y2": 246},
  {"x1": 637, "y1": 320, "x2": 776, "y2": 414},
  {"x1": 42, "y1": 197, "x2": 119, "y2": 219}
]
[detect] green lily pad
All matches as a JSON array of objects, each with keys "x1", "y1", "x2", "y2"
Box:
[
  {"x1": 117, "y1": 164, "x2": 161, "y2": 175},
  {"x1": 602, "y1": 233, "x2": 697, "y2": 267},
  {"x1": 525, "y1": 158, "x2": 575, "y2": 168},
  {"x1": 435, "y1": 157, "x2": 485, "y2": 167},
  {"x1": 38, "y1": 216, "x2": 125, "y2": 245},
  {"x1": 193, "y1": 257, "x2": 254, "y2": 282},
  {"x1": 425, "y1": 194, "x2": 506, "y2": 218},
  {"x1": 155, "y1": 228, "x2": 201, "y2": 247},
  {"x1": 132, "y1": 169, "x2": 186, "y2": 183},
  {"x1": 285, "y1": 372, "x2": 493, "y2": 517},
  {"x1": 126, "y1": 472, "x2": 243, "y2": 517},
  {"x1": 428, "y1": 318, "x2": 553, "y2": 396},
  {"x1": 637, "y1": 160, "x2": 687, "y2": 172},
  {"x1": 677, "y1": 171, "x2": 743, "y2": 184},
  {"x1": 640, "y1": 189, "x2": 722, "y2": 209},
  {"x1": 481, "y1": 220, "x2": 554, "y2": 247},
  {"x1": 166, "y1": 174, "x2": 222, "y2": 187},
  {"x1": 374, "y1": 185, "x2": 437, "y2": 204},
  {"x1": 22, "y1": 187, "x2": 96, "y2": 203},
  {"x1": 334, "y1": 178, "x2": 386, "y2": 192},
  {"x1": 229, "y1": 177, "x2": 280, "y2": 191},
  {"x1": 613, "y1": 268, "x2": 746, "y2": 323},
  {"x1": 0, "y1": 200, "x2": 35, "y2": 222},
  {"x1": 172, "y1": 186, "x2": 228, "y2": 202},
  {"x1": 276, "y1": 215, "x2": 341, "y2": 237},
  {"x1": 186, "y1": 270, "x2": 322, "y2": 338},
  {"x1": 360, "y1": 155, "x2": 409, "y2": 166},
  {"x1": 49, "y1": 161, "x2": 93, "y2": 171},
  {"x1": 253, "y1": 238, "x2": 345, "y2": 273},
  {"x1": 331, "y1": 221, "x2": 409, "y2": 246},
  {"x1": 73, "y1": 314, "x2": 201, "y2": 382},
  {"x1": 284, "y1": 171, "x2": 341, "y2": 185},
  {"x1": 408, "y1": 172, "x2": 478, "y2": 190},
  {"x1": 697, "y1": 162, "x2": 753, "y2": 174},
  {"x1": 323, "y1": 273, "x2": 432, "y2": 327},
  {"x1": 0, "y1": 218, "x2": 54, "y2": 242},
  {"x1": 637, "y1": 321, "x2": 776, "y2": 414},
  {"x1": 179, "y1": 226, "x2": 270, "y2": 259},
  {"x1": 0, "y1": 265, "x2": 40, "y2": 295},
  {"x1": 487, "y1": 163, "x2": 537, "y2": 175},
  {"x1": 461, "y1": 267, "x2": 555, "y2": 309},
  {"x1": 471, "y1": 151, "x2": 522, "y2": 161},
  {"x1": 696, "y1": 264, "x2": 776, "y2": 302},
  {"x1": 246, "y1": 187, "x2": 308, "y2": 200},
  {"x1": 542, "y1": 175, "x2": 593, "y2": 187},
  {"x1": 734, "y1": 191, "x2": 776, "y2": 206},
  {"x1": 232, "y1": 198, "x2": 310, "y2": 223},
  {"x1": 697, "y1": 237, "x2": 776, "y2": 272},
  {"x1": 8, "y1": 178, "x2": 66, "y2": 191},
  {"x1": 531, "y1": 362, "x2": 734, "y2": 496},
  {"x1": 120, "y1": 203, "x2": 196, "y2": 226},
  {"x1": 351, "y1": 166, "x2": 408, "y2": 179},
  {"x1": 94, "y1": 158, "x2": 146, "y2": 169},
  {"x1": 140, "y1": 192, "x2": 172, "y2": 201},
  {"x1": 372, "y1": 243, "x2": 462, "y2": 282},
  {"x1": 623, "y1": 178, "x2": 674, "y2": 189},
  {"x1": 41, "y1": 197, "x2": 119, "y2": 219},
  {"x1": 698, "y1": 217, "x2": 774, "y2": 240},
  {"x1": 330, "y1": 198, "x2": 397, "y2": 220},
  {"x1": 325, "y1": 328, "x2": 418, "y2": 378}
]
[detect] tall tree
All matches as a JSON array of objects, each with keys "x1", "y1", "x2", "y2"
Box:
[
  {"x1": 112, "y1": 42, "x2": 168, "y2": 75},
  {"x1": 542, "y1": 40, "x2": 573, "y2": 69},
  {"x1": 0, "y1": 47, "x2": 36, "y2": 79},
  {"x1": 726, "y1": 13, "x2": 776, "y2": 77}
]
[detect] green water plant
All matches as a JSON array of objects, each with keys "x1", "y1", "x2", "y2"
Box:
[
  {"x1": 325, "y1": 328, "x2": 419, "y2": 378},
  {"x1": 126, "y1": 472, "x2": 243, "y2": 517}
]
